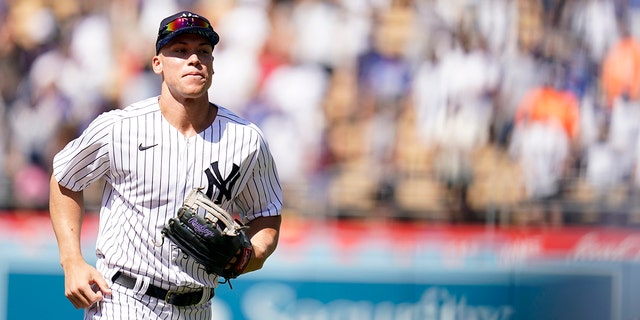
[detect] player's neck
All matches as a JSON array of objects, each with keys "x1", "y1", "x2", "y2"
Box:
[{"x1": 158, "y1": 94, "x2": 218, "y2": 137}]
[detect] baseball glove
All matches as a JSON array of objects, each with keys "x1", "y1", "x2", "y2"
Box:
[{"x1": 162, "y1": 188, "x2": 253, "y2": 280}]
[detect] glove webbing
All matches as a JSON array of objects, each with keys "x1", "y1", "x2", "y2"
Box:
[{"x1": 183, "y1": 188, "x2": 240, "y2": 236}]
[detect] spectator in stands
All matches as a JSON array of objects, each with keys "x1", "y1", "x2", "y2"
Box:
[
  {"x1": 569, "y1": 0, "x2": 619, "y2": 69},
  {"x1": 509, "y1": 63, "x2": 580, "y2": 225},
  {"x1": 601, "y1": 20, "x2": 640, "y2": 108}
]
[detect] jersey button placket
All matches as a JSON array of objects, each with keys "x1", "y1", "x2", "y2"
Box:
[{"x1": 182, "y1": 137, "x2": 195, "y2": 192}]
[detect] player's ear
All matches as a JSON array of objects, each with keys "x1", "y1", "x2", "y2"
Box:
[{"x1": 151, "y1": 55, "x2": 162, "y2": 74}]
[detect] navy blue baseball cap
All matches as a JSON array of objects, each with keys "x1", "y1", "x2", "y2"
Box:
[{"x1": 155, "y1": 11, "x2": 220, "y2": 54}]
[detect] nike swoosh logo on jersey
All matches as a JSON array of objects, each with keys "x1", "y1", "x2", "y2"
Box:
[{"x1": 138, "y1": 143, "x2": 158, "y2": 151}]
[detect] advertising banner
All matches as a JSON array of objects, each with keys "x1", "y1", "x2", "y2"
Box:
[{"x1": 0, "y1": 214, "x2": 639, "y2": 320}]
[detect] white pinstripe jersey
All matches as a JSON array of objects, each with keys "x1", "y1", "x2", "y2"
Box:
[{"x1": 52, "y1": 96, "x2": 283, "y2": 290}]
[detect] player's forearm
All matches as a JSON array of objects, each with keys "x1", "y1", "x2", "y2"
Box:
[
  {"x1": 49, "y1": 175, "x2": 86, "y2": 266},
  {"x1": 244, "y1": 215, "x2": 281, "y2": 273}
]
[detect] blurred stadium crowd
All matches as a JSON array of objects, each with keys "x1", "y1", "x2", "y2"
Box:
[{"x1": 2, "y1": 0, "x2": 640, "y2": 226}]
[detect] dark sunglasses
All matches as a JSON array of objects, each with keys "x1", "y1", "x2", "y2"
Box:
[{"x1": 160, "y1": 16, "x2": 212, "y2": 35}]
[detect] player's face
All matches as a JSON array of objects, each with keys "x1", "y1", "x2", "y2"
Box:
[{"x1": 153, "y1": 34, "x2": 214, "y2": 99}]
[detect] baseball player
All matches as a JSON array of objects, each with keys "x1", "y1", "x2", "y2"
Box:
[{"x1": 49, "y1": 11, "x2": 283, "y2": 319}]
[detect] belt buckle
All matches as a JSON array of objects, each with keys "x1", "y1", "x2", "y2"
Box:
[{"x1": 165, "y1": 290, "x2": 178, "y2": 304}]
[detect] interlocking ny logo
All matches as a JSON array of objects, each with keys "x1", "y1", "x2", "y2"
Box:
[{"x1": 205, "y1": 161, "x2": 240, "y2": 204}]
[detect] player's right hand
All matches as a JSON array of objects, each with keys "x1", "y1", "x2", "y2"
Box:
[{"x1": 61, "y1": 259, "x2": 112, "y2": 309}]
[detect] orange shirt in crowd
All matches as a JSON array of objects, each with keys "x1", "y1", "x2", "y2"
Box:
[
  {"x1": 601, "y1": 37, "x2": 640, "y2": 106},
  {"x1": 515, "y1": 86, "x2": 580, "y2": 140}
]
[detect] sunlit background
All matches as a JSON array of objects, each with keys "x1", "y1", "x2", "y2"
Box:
[{"x1": 1, "y1": 0, "x2": 640, "y2": 319}]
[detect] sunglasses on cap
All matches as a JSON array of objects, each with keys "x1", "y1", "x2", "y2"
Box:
[
  {"x1": 156, "y1": 11, "x2": 220, "y2": 54},
  {"x1": 160, "y1": 16, "x2": 212, "y2": 35}
]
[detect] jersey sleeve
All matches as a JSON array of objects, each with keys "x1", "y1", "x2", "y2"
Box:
[
  {"x1": 235, "y1": 134, "x2": 283, "y2": 223},
  {"x1": 52, "y1": 111, "x2": 117, "y2": 191}
]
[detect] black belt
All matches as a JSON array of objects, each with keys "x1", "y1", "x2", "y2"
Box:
[{"x1": 111, "y1": 271, "x2": 214, "y2": 306}]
